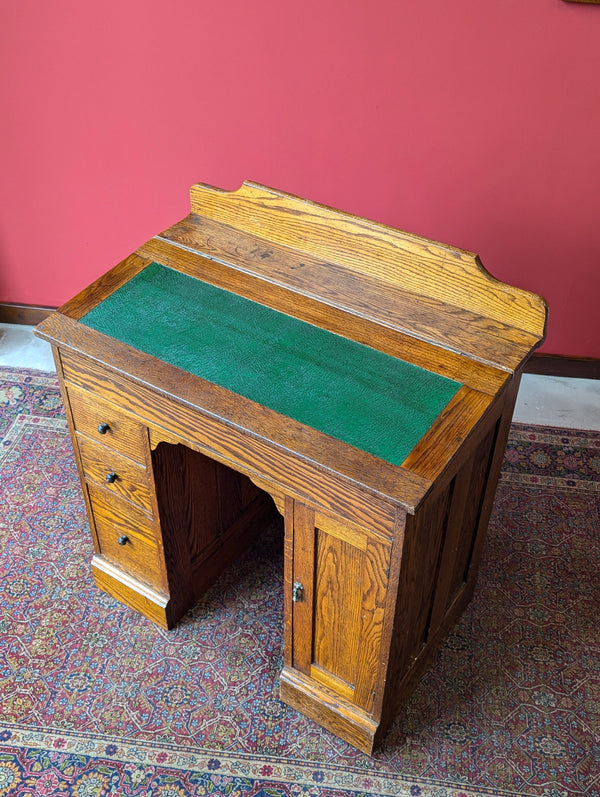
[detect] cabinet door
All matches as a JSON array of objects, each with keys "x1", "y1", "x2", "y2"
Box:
[{"x1": 290, "y1": 502, "x2": 391, "y2": 713}]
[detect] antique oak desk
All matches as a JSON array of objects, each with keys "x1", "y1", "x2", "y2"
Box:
[{"x1": 35, "y1": 182, "x2": 547, "y2": 753}]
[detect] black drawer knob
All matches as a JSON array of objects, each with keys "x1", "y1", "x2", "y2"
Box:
[
  {"x1": 106, "y1": 472, "x2": 118, "y2": 484},
  {"x1": 97, "y1": 422, "x2": 110, "y2": 434},
  {"x1": 117, "y1": 535, "x2": 129, "y2": 546}
]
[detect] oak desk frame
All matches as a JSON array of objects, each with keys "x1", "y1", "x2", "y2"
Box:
[{"x1": 35, "y1": 182, "x2": 547, "y2": 754}]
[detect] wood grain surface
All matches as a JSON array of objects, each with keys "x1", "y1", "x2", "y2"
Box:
[{"x1": 34, "y1": 180, "x2": 547, "y2": 754}]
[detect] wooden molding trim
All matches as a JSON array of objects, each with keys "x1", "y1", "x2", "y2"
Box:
[
  {"x1": 525, "y1": 353, "x2": 600, "y2": 380},
  {"x1": 0, "y1": 302, "x2": 57, "y2": 326}
]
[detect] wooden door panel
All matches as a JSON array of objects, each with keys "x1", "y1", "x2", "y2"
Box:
[
  {"x1": 291, "y1": 502, "x2": 391, "y2": 712},
  {"x1": 313, "y1": 528, "x2": 363, "y2": 687}
]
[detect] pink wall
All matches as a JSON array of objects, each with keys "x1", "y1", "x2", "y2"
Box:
[{"x1": 1, "y1": 0, "x2": 599, "y2": 356}]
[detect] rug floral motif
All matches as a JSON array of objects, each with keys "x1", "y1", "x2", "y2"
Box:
[{"x1": 0, "y1": 367, "x2": 598, "y2": 796}]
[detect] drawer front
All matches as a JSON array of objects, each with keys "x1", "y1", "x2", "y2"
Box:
[
  {"x1": 67, "y1": 383, "x2": 148, "y2": 465},
  {"x1": 87, "y1": 483, "x2": 164, "y2": 591},
  {"x1": 77, "y1": 434, "x2": 153, "y2": 514}
]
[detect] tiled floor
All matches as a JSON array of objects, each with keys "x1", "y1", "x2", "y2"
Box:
[
  {"x1": 1, "y1": 323, "x2": 599, "y2": 431},
  {"x1": 0, "y1": 323, "x2": 56, "y2": 372},
  {"x1": 512, "y1": 372, "x2": 600, "y2": 431}
]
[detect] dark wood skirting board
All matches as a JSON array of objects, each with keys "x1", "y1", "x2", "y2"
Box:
[
  {"x1": 524, "y1": 353, "x2": 600, "y2": 380},
  {"x1": 0, "y1": 303, "x2": 57, "y2": 326},
  {"x1": 2, "y1": 302, "x2": 597, "y2": 380}
]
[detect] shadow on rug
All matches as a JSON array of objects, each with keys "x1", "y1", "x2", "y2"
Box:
[{"x1": 0, "y1": 367, "x2": 599, "y2": 796}]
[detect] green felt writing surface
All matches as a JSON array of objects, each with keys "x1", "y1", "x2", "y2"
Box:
[{"x1": 80, "y1": 263, "x2": 462, "y2": 466}]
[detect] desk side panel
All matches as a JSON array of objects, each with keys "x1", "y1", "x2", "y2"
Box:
[{"x1": 376, "y1": 376, "x2": 519, "y2": 738}]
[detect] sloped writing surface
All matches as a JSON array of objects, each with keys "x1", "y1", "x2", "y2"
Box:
[{"x1": 80, "y1": 262, "x2": 462, "y2": 467}]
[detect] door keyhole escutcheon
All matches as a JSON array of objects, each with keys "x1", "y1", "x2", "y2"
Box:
[{"x1": 292, "y1": 582, "x2": 304, "y2": 602}]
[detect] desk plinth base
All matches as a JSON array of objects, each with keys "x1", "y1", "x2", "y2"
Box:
[
  {"x1": 280, "y1": 666, "x2": 380, "y2": 755},
  {"x1": 91, "y1": 555, "x2": 174, "y2": 629}
]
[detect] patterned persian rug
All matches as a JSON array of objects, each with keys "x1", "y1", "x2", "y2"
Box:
[{"x1": 0, "y1": 366, "x2": 599, "y2": 797}]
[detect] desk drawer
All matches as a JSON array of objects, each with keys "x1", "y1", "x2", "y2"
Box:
[
  {"x1": 88, "y1": 483, "x2": 164, "y2": 590},
  {"x1": 67, "y1": 383, "x2": 148, "y2": 465},
  {"x1": 77, "y1": 434, "x2": 153, "y2": 514}
]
